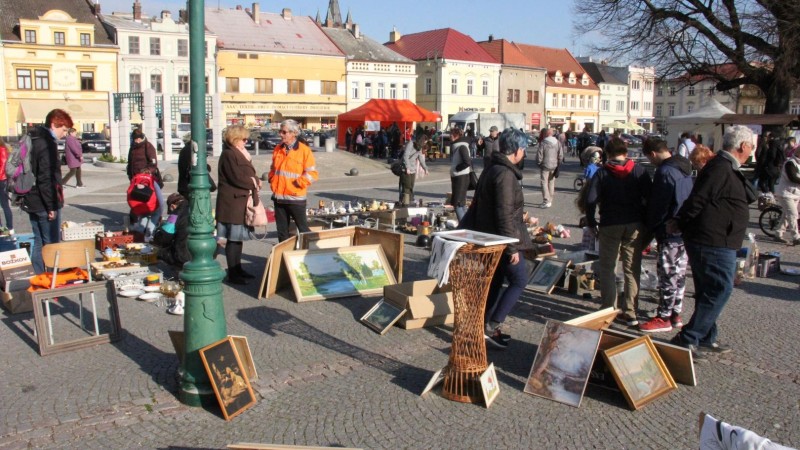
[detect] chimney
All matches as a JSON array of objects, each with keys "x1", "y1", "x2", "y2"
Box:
[
  {"x1": 282, "y1": 8, "x2": 292, "y2": 19},
  {"x1": 353, "y1": 23, "x2": 360, "y2": 39},
  {"x1": 389, "y1": 27, "x2": 401, "y2": 43},
  {"x1": 235, "y1": 5, "x2": 242, "y2": 10},
  {"x1": 488, "y1": 34, "x2": 493, "y2": 42},
  {"x1": 133, "y1": 0, "x2": 142, "y2": 21},
  {"x1": 92, "y1": 2, "x2": 101, "y2": 15},
  {"x1": 252, "y1": 3, "x2": 260, "y2": 23},
  {"x1": 179, "y1": 8, "x2": 188, "y2": 23},
  {"x1": 161, "y1": 10, "x2": 171, "y2": 20}
]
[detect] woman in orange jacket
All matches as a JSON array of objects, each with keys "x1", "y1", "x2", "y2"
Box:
[{"x1": 269, "y1": 119, "x2": 318, "y2": 242}]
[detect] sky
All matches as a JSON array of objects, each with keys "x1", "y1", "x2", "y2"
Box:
[{"x1": 98, "y1": 0, "x2": 585, "y2": 53}]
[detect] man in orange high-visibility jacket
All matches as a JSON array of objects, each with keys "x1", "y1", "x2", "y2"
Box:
[{"x1": 269, "y1": 119, "x2": 319, "y2": 242}]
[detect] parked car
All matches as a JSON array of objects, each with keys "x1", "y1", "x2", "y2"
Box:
[
  {"x1": 620, "y1": 133, "x2": 642, "y2": 146},
  {"x1": 257, "y1": 131, "x2": 281, "y2": 150},
  {"x1": 157, "y1": 130, "x2": 184, "y2": 152},
  {"x1": 80, "y1": 132, "x2": 111, "y2": 153}
]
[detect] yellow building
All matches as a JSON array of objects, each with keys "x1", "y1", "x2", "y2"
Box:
[
  {"x1": 0, "y1": 0, "x2": 117, "y2": 136},
  {"x1": 205, "y1": 5, "x2": 346, "y2": 130}
]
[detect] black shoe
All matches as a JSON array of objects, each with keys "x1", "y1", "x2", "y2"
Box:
[
  {"x1": 484, "y1": 330, "x2": 509, "y2": 349},
  {"x1": 615, "y1": 315, "x2": 639, "y2": 327},
  {"x1": 698, "y1": 341, "x2": 732, "y2": 354},
  {"x1": 226, "y1": 271, "x2": 249, "y2": 285},
  {"x1": 237, "y1": 267, "x2": 256, "y2": 279},
  {"x1": 669, "y1": 335, "x2": 707, "y2": 362}
]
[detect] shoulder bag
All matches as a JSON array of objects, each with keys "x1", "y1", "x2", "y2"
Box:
[{"x1": 245, "y1": 191, "x2": 268, "y2": 227}]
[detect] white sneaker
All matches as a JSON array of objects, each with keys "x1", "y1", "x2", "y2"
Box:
[
  {"x1": 8, "y1": 229, "x2": 14, "y2": 235},
  {"x1": 168, "y1": 304, "x2": 184, "y2": 315}
]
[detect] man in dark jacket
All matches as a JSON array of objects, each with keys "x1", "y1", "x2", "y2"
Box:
[
  {"x1": 459, "y1": 128, "x2": 532, "y2": 349},
  {"x1": 127, "y1": 129, "x2": 159, "y2": 181},
  {"x1": 154, "y1": 193, "x2": 190, "y2": 269},
  {"x1": 21, "y1": 109, "x2": 72, "y2": 273},
  {"x1": 639, "y1": 139, "x2": 693, "y2": 333},
  {"x1": 585, "y1": 137, "x2": 652, "y2": 326},
  {"x1": 669, "y1": 125, "x2": 756, "y2": 357},
  {"x1": 479, "y1": 126, "x2": 500, "y2": 167}
]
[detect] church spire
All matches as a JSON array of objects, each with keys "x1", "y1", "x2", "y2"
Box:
[
  {"x1": 315, "y1": 8, "x2": 322, "y2": 24},
  {"x1": 324, "y1": 0, "x2": 343, "y2": 28}
]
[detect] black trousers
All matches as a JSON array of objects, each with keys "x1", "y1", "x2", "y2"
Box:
[{"x1": 274, "y1": 201, "x2": 309, "y2": 242}]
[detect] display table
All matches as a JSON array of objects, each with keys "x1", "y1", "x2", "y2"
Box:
[{"x1": 440, "y1": 243, "x2": 505, "y2": 403}]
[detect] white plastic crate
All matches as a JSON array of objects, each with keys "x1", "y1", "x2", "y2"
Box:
[{"x1": 61, "y1": 222, "x2": 105, "y2": 241}]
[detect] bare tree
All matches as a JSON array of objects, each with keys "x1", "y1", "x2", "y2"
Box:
[{"x1": 573, "y1": 0, "x2": 800, "y2": 113}]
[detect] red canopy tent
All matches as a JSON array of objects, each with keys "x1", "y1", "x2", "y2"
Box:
[{"x1": 335, "y1": 99, "x2": 441, "y2": 148}]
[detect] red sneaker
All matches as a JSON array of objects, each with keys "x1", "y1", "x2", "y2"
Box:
[{"x1": 639, "y1": 316, "x2": 673, "y2": 333}]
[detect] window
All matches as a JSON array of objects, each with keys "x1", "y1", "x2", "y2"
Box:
[
  {"x1": 669, "y1": 86, "x2": 676, "y2": 96},
  {"x1": 256, "y1": 78, "x2": 273, "y2": 94},
  {"x1": 402, "y1": 83, "x2": 409, "y2": 99},
  {"x1": 17, "y1": 69, "x2": 32, "y2": 89},
  {"x1": 467, "y1": 79, "x2": 473, "y2": 95},
  {"x1": 129, "y1": 36, "x2": 139, "y2": 54},
  {"x1": 668, "y1": 104, "x2": 675, "y2": 116},
  {"x1": 655, "y1": 104, "x2": 662, "y2": 117},
  {"x1": 688, "y1": 85, "x2": 695, "y2": 96},
  {"x1": 365, "y1": 82, "x2": 372, "y2": 99},
  {"x1": 34, "y1": 70, "x2": 49, "y2": 90},
  {"x1": 25, "y1": 30, "x2": 36, "y2": 43},
  {"x1": 561, "y1": 93, "x2": 567, "y2": 107},
  {"x1": 178, "y1": 75, "x2": 189, "y2": 94},
  {"x1": 533, "y1": 91, "x2": 540, "y2": 104},
  {"x1": 322, "y1": 81, "x2": 337, "y2": 95},
  {"x1": 616, "y1": 100, "x2": 625, "y2": 112},
  {"x1": 150, "y1": 37, "x2": 161, "y2": 56},
  {"x1": 351, "y1": 81, "x2": 359, "y2": 99},
  {"x1": 790, "y1": 104, "x2": 800, "y2": 114},
  {"x1": 80, "y1": 33, "x2": 91, "y2": 46},
  {"x1": 54, "y1": 32, "x2": 65, "y2": 45},
  {"x1": 424, "y1": 78, "x2": 431, "y2": 95},
  {"x1": 178, "y1": 39, "x2": 188, "y2": 57},
  {"x1": 630, "y1": 101, "x2": 640, "y2": 111},
  {"x1": 631, "y1": 80, "x2": 640, "y2": 90},
  {"x1": 587, "y1": 96, "x2": 593, "y2": 109},
  {"x1": 389, "y1": 83, "x2": 397, "y2": 99},
  {"x1": 507, "y1": 89, "x2": 514, "y2": 102},
  {"x1": 377, "y1": 82, "x2": 384, "y2": 98},
  {"x1": 570, "y1": 94, "x2": 576, "y2": 108},
  {"x1": 527, "y1": 90, "x2": 533, "y2": 103},
  {"x1": 450, "y1": 78, "x2": 457, "y2": 95},
  {"x1": 644, "y1": 80, "x2": 653, "y2": 91},
  {"x1": 707, "y1": 86, "x2": 715, "y2": 96},
  {"x1": 226, "y1": 77, "x2": 240, "y2": 93},
  {"x1": 204, "y1": 42, "x2": 208, "y2": 58},
  {"x1": 80, "y1": 71, "x2": 94, "y2": 91},
  {"x1": 656, "y1": 85, "x2": 663, "y2": 96},
  {"x1": 205, "y1": 76, "x2": 209, "y2": 94},
  {"x1": 514, "y1": 89, "x2": 520, "y2": 103},
  {"x1": 601, "y1": 99, "x2": 610, "y2": 111},
  {"x1": 644, "y1": 101, "x2": 651, "y2": 111},
  {"x1": 579, "y1": 95, "x2": 585, "y2": 108},
  {"x1": 129, "y1": 73, "x2": 141, "y2": 92},
  {"x1": 288, "y1": 79, "x2": 304, "y2": 94},
  {"x1": 687, "y1": 102, "x2": 694, "y2": 113},
  {"x1": 151, "y1": 73, "x2": 162, "y2": 93},
  {"x1": 551, "y1": 94, "x2": 558, "y2": 107},
  {"x1": 237, "y1": 53, "x2": 247, "y2": 59},
  {"x1": 482, "y1": 80, "x2": 488, "y2": 96}
]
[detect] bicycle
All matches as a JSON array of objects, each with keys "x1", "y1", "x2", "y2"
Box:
[
  {"x1": 758, "y1": 203, "x2": 800, "y2": 238},
  {"x1": 574, "y1": 175, "x2": 586, "y2": 191}
]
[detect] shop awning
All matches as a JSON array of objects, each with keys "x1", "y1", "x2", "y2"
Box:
[
  {"x1": 239, "y1": 108, "x2": 275, "y2": 115},
  {"x1": 20, "y1": 99, "x2": 109, "y2": 123},
  {"x1": 277, "y1": 109, "x2": 340, "y2": 118}
]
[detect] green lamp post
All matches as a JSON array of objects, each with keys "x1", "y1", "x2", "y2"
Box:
[{"x1": 179, "y1": 0, "x2": 227, "y2": 407}]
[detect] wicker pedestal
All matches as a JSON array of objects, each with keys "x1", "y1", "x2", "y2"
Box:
[{"x1": 441, "y1": 243, "x2": 505, "y2": 403}]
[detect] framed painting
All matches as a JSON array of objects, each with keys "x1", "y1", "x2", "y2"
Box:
[
  {"x1": 602, "y1": 335, "x2": 677, "y2": 410},
  {"x1": 360, "y1": 298, "x2": 406, "y2": 335},
  {"x1": 282, "y1": 244, "x2": 396, "y2": 302},
  {"x1": 259, "y1": 236, "x2": 297, "y2": 300},
  {"x1": 480, "y1": 363, "x2": 500, "y2": 408},
  {"x1": 432, "y1": 229, "x2": 519, "y2": 246},
  {"x1": 526, "y1": 258, "x2": 571, "y2": 294},
  {"x1": 199, "y1": 337, "x2": 257, "y2": 420},
  {"x1": 420, "y1": 368, "x2": 445, "y2": 396},
  {"x1": 524, "y1": 320, "x2": 602, "y2": 407},
  {"x1": 602, "y1": 328, "x2": 696, "y2": 386}
]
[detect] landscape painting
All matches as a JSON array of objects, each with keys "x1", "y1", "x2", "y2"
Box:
[
  {"x1": 524, "y1": 320, "x2": 602, "y2": 407},
  {"x1": 283, "y1": 245, "x2": 396, "y2": 302}
]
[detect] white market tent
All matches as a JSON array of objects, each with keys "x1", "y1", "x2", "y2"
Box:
[{"x1": 666, "y1": 99, "x2": 736, "y2": 150}]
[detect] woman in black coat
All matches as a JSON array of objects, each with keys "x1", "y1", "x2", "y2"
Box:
[{"x1": 449, "y1": 127, "x2": 472, "y2": 220}]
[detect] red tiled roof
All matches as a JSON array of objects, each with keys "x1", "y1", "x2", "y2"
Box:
[
  {"x1": 385, "y1": 28, "x2": 496, "y2": 63},
  {"x1": 675, "y1": 63, "x2": 742, "y2": 83},
  {"x1": 477, "y1": 39, "x2": 533, "y2": 66},
  {"x1": 513, "y1": 43, "x2": 598, "y2": 90}
]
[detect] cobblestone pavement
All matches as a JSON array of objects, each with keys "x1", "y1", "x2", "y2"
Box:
[{"x1": 0, "y1": 150, "x2": 798, "y2": 449}]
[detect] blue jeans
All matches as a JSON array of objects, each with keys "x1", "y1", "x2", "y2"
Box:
[
  {"x1": 677, "y1": 241, "x2": 736, "y2": 346},
  {"x1": 29, "y1": 209, "x2": 61, "y2": 274},
  {"x1": 485, "y1": 253, "x2": 529, "y2": 325}
]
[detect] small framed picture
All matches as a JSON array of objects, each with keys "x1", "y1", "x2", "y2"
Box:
[
  {"x1": 602, "y1": 335, "x2": 677, "y2": 410},
  {"x1": 480, "y1": 363, "x2": 500, "y2": 408},
  {"x1": 230, "y1": 335, "x2": 258, "y2": 382},
  {"x1": 526, "y1": 258, "x2": 571, "y2": 294},
  {"x1": 199, "y1": 337, "x2": 257, "y2": 420},
  {"x1": 360, "y1": 298, "x2": 406, "y2": 335},
  {"x1": 420, "y1": 368, "x2": 445, "y2": 396}
]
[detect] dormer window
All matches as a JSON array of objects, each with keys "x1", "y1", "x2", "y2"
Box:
[
  {"x1": 554, "y1": 70, "x2": 563, "y2": 83},
  {"x1": 568, "y1": 72, "x2": 576, "y2": 84},
  {"x1": 581, "y1": 74, "x2": 589, "y2": 86}
]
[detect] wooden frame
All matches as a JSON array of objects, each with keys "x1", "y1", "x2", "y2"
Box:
[
  {"x1": 360, "y1": 298, "x2": 406, "y2": 335},
  {"x1": 602, "y1": 335, "x2": 677, "y2": 410},
  {"x1": 258, "y1": 236, "x2": 297, "y2": 300},
  {"x1": 199, "y1": 336, "x2": 257, "y2": 421},
  {"x1": 32, "y1": 281, "x2": 121, "y2": 356},
  {"x1": 564, "y1": 307, "x2": 620, "y2": 330},
  {"x1": 600, "y1": 328, "x2": 696, "y2": 386},
  {"x1": 230, "y1": 335, "x2": 257, "y2": 381},
  {"x1": 283, "y1": 245, "x2": 396, "y2": 302},
  {"x1": 420, "y1": 368, "x2": 444, "y2": 396},
  {"x1": 524, "y1": 320, "x2": 602, "y2": 407},
  {"x1": 526, "y1": 258, "x2": 571, "y2": 294},
  {"x1": 480, "y1": 363, "x2": 500, "y2": 408},
  {"x1": 299, "y1": 228, "x2": 355, "y2": 250},
  {"x1": 433, "y1": 229, "x2": 518, "y2": 246}
]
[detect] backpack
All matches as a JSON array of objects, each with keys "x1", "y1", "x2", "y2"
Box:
[
  {"x1": 391, "y1": 160, "x2": 406, "y2": 176},
  {"x1": 5, "y1": 134, "x2": 34, "y2": 197},
  {"x1": 127, "y1": 172, "x2": 158, "y2": 216}
]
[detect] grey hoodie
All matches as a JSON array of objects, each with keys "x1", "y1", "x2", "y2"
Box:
[{"x1": 536, "y1": 136, "x2": 564, "y2": 170}]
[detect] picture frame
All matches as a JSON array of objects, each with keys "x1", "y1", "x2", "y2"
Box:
[
  {"x1": 432, "y1": 229, "x2": 519, "y2": 246},
  {"x1": 299, "y1": 227, "x2": 355, "y2": 250},
  {"x1": 564, "y1": 307, "x2": 620, "y2": 330},
  {"x1": 524, "y1": 320, "x2": 602, "y2": 407},
  {"x1": 526, "y1": 258, "x2": 571, "y2": 294},
  {"x1": 601, "y1": 328, "x2": 696, "y2": 386},
  {"x1": 420, "y1": 368, "x2": 445, "y2": 396},
  {"x1": 259, "y1": 236, "x2": 297, "y2": 300},
  {"x1": 199, "y1": 336, "x2": 257, "y2": 420},
  {"x1": 230, "y1": 335, "x2": 258, "y2": 381},
  {"x1": 283, "y1": 244, "x2": 396, "y2": 302},
  {"x1": 602, "y1": 335, "x2": 677, "y2": 410},
  {"x1": 480, "y1": 363, "x2": 500, "y2": 408},
  {"x1": 360, "y1": 298, "x2": 406, "y2": 335}
]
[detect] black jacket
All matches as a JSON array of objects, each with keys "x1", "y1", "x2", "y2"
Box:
[
  {"x1": 459, "y1": 152, "x2": 532, "y2": 256},
  {"x1": 21, "y1": 126, "x2": 63, "y2": 214},
  {"x1": 585, "y1": 158, "x2": 652, "y2": 228},
  {"x1": 177, "y1": 142, "x2": 215, "y2": 197},
  {"x1": 153, "y1": 201, "x2": 190, "y2": 267},
  {"x1": 677, "y1": 151, "x2": 755, "y2": 249},
  {"x1": 647, "y1": 155, "x2": 693, "y2": 241}
]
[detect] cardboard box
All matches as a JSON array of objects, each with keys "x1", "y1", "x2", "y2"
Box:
[
  {"x1": 0, "y1": 249, "x2": 35, "y2": 287},
  {"x1": 1, "y1": 278, "x2": 32, "y2": 314},
  {"x1": 384, "y1": 279, "x2": 453, "y2": 329}
]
